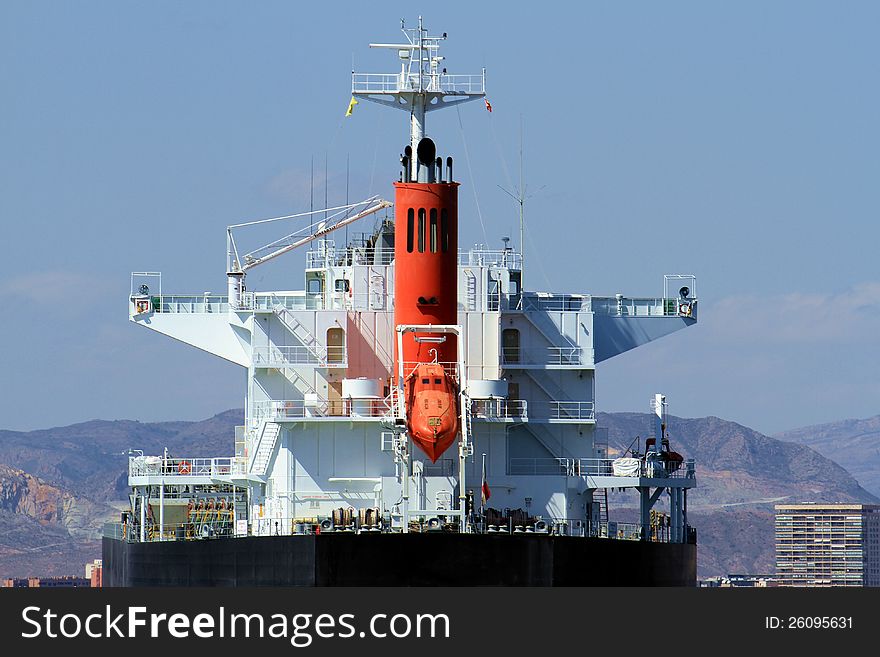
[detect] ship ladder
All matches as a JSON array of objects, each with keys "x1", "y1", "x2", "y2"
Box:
[
  {"x1": 591, "y1": 488, "x2": 609, "y2": 537},
  {"x1": 464, "y1": 270, "x2": 477, "y2": 311},
  {"x1": 251, "y1": 422, "x2": 281, "y2": 476}
]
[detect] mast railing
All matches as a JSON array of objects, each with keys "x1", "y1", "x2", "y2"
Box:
[{"x1": 352, "y1": 72, "x2": 484, "y2": 95}]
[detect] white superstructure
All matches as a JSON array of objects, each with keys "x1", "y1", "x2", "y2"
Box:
[{"x1": 122, "y1": 19, "x2": 698, "y2": 546}]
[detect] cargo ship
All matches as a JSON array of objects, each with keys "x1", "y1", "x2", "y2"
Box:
[{"x1": 104, "y1": 18, "x2": 699, "y2": 586}]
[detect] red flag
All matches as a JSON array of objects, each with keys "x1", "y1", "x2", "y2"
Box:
[
  {"x1": 481, "y1": 456, "x2": 491, "y2": 505},
  {"x1": 484, "y1": 98, "x2": 493, "y2": 113}
]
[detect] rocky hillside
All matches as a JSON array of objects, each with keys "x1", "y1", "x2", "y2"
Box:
[
  {"x1": 0, "y1": 464, "x2": 115, "y2": 538},
  {"x1": 0, "y1": 409, "x2": 875, "y2": 580},
  {"x1": 0, "y1": 412, "x2": 241, "y2": 578},
  {"x1": 775, "y1": 415, "x2": 880, "y2": 499},
  {"x1": 596, "y1": 412, "x2": 877, "y2": 578},
  {"x1": 598, "y1": 412, "x2": 877, "y2": 508},
  {"x1": 0, "y1": 410, "x2": 242, "y2": 501},
  {"x1": 0, "y1": 464, "x2": 116, "y2": 578}
]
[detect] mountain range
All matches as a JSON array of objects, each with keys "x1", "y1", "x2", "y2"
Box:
[
  {"x1": 775, "y1": 415, "x2": 880, "y2": 499},
  {"x1": 0, "y1": 409, "x2": 876, "y2": 580}
]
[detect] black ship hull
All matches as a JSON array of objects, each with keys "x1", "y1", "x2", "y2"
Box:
[{"x1": 103, "y1": 533, "x2": 696, "y2": 586}]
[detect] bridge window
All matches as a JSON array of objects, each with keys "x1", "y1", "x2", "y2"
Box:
[
  {"x1": 441, "y1": 209, "x2": 449, "y2": 252},
  {"x1": 429, "y1": 208, "x2": 438, "y2": 253},
  {"x1": 418, "y1": 209, "x2": 426, "y2": 253},
  {"x1": 406, "y1": 208, "x2": 414, "y2": 253}
]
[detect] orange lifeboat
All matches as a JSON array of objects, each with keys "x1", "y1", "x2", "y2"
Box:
[{"x1": 405, "y1": 363, "x2": 460, "y2": 462}]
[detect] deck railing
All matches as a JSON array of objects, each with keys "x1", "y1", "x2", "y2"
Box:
[
  {"x1": 128, "y1": 456, "x2": 245, "y2": 478},
  {"x1": 252, "y1": 398, "x2": 392, "y2": 421},
  {"x1": 501, "y1": 346, "x2": 591, "y2": 366},
  {"x1": 579, "y1": 457, "x2": 696, "y2": 479},
  {"x1": 103, "y1": 515, "x2": 694, "y2": 544},
  {"x1": 590, "y1": 296, "x2": 685, "y2": 317},
  {"x1": 508, "y1": 457, "x2": 696, "y2": 479},
  {"x1": 133, "y1": 291, "x2": 693, "y2": 317},
  {"x1": 251, "y1": 345, "x2": 347, "y2": 367},
  {"x1": 529, "y1": 401, "x2": 596, "y2": 421},
  {"x1": 469, "y1": 399, "x2": 528, "y2": 421}
]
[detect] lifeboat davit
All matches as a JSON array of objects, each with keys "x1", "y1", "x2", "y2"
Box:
[{"x1": 405, "y1": 363, "x2": 460, "y2": 462}]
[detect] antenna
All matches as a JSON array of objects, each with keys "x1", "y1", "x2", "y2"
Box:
[
  {"x1": 345, "y1": 153, "x2": 350, "y2": 249},
  {"x1": 352, "y1": 18, "x2": 486, "y2": 174},
  {"x1": 324, "y1": 153, "x2": 328, "y2": 227},
  {"x1": 498, "y1": 116, "x2": 545, "y2": 292}
]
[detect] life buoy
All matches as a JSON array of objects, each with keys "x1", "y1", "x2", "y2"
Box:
[
  {"x1": 178, "y1": 460, "x2": 192, "y2": 475},
  {"x1": 678, "y1": 302, "x2": 691, "y2": 317}
]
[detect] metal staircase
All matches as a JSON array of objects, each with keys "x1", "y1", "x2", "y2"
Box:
[
  {"x1": 589, "y1": 488, "x2": 609, "y2": 536},
  {"x1": 274, "y1": 305, "x2": 327, "y2": 362},
  {"x1": 524, "y1": 369, "x2": 569, "y2": 403},
  {"x1": 279, "y1": 366, "x2": 318, "y2": 396},
  {"x1": 522, "y1": 311, "x2": 578, "y2": 350},
  {"x1": 596, "y1": 488, "x2": 609, "y2": 524},
  {"x1": 250, "y1": 422, "x2": 281, "y2": 476},
  {"x1": 524, "y1": 422, "x2": 572, "y2": 460}
]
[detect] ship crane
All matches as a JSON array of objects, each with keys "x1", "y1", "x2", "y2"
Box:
[{"x1": 224, "y1": 195, "x2": 392, "y2": 307}]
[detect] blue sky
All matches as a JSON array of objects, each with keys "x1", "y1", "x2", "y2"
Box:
[{"x1": 1, "y1": 1, "x2": 878, "y2": 434}]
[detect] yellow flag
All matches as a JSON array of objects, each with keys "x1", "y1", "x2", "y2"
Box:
[{"x1": 345, "y1": 96, "x2": 358, "y2": 117}]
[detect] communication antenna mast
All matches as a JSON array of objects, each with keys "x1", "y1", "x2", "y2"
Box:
[
  {"x1": 499, "y1": 116, "x2": 544, "y2": 292},
  {"x1": 352, "y1": 16, "x2": 486, "y2": 173}
]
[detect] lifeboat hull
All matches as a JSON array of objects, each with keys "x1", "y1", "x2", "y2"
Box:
[{"x1": 406, "y1": 363, "x2": 460, "y2": 462}]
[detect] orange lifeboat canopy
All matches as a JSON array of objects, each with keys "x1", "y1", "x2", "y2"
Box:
[{"x1": 405, "y1": 363, "x2": 460, "y2": 462}]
